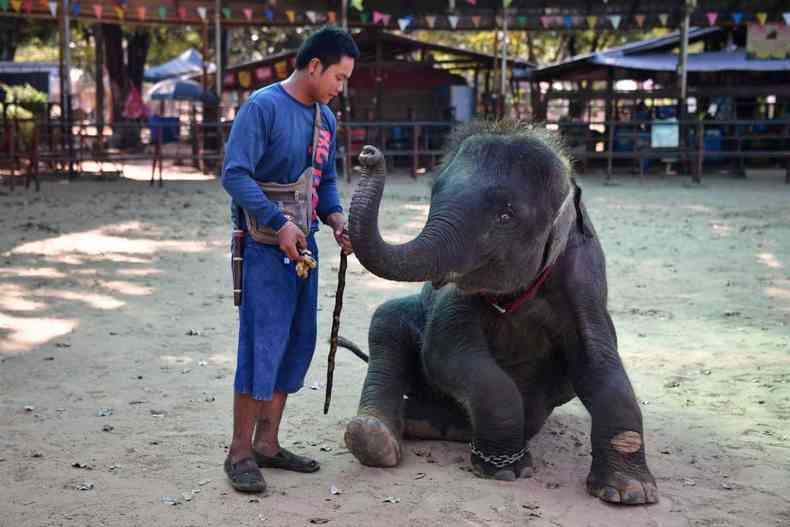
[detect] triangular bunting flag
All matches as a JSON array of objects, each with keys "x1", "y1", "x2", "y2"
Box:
[
  {"x1": 731, "y1": 12, "x2": 742, "y2": 25},
  {"x1": 448, "y1": 15, "x2": 459, "y2": 29},
  {"x1": 659, "y1": 13, "x2": 669, "y2": 26},
  {"x1": 425, "y1": 15, "x2": 436, "y2": 28},
  {"x1": 503, "y1": 0, "x2": 512, "y2": 8},
  {"x1": 114, "y1": 5, "x2": 124, "y2": 19},
  {"x1": 471, "y1": 15, "x2": 481, "y2": 27},
  {"x1": 382, "y1": 13, "x2": 390, "y2": 25},
  {"x1": 158, "y1": 5, "x2": 166, "y2": 19},
  {"x1": 495, "y1": 15, "x2": 502, "y2": 27},
  {"x1": 93, "y1": 3, "x2": 102, "y2": 18},
  {"x1": 516, "y1": 15, "x2": 526, "y2": 26},
  {"x1": 784, "y1": 12, "x2": 790, "y2": 25},
  {"x1": 706, "y1": 12, "x2": 717, "y2": 26},
  {"x1": 10, "y1": 0, "x2": 21, "y2": 12},
  {"x1": 350, "y1": 0, "x2": 363, "y2": 11},
  {"x1": 327, "y1": 11, "x2": 336, "y2": 24},
  {"x1": 635, "y1": 14, "x2": 645, "y2": 28},
  {"x1": 71, "y1": 2, "x2": 79, "y2": 16},
  {"x1": 586, "y1": 15, "x2": 597, "y2": 29},
  {"x1": 177, "y1": 6, "x2": 186, "y2": 19},
  {"x1": 38, "y1": 0, "x2": 46, "y2": 10},
  {"x1": 448, "y1": 0, "x2": 455, "y2": 11},
  {"x1": 373, "y1": 10, "x2": 382, "y2": 23},
  {"x1": 467, "y1": 0, "x2": 476, "y2": 4},
  {"x1": 22, "y1": 0, "x2": 31, "y2": 13},
  {"x1": 563, "y1": 15, "x2": 573, "y2": 28},
  {"x1": 48, "y1": 0, "x2": 56, "y2": 16},
  {"x1": 756, "y1": 12, "x2": 767, "y2": 25},
  {"x1": 360, "y1": 12, "x2": 369, "y2": 24},
  {"x1": 397, "y1": 16, "x2": 412, "y2": 31},
  {"x1": 264, "y1": 9, "x2": 273, "y2": 22},
  {"x1": 306, "y1": 11, "x2": 316, "y2": 23},
  {"x1": 0, "y1": 0, "x2": 8, "y2": 11},
  {"x1": 609, "y1": 15, "x2": 621, "y2": 29},
  {"x1": 221, "y1": 7, "x2": 230, "y2": 18},
  {"x1": 243, "y1": 8, "x2": 252, "y2": 20},
  {"x1": 286, "y1": 10, "x2": 295, "y2": 23},
  {"x1": 137, "y1": 6, "x2": 145, "y2": 20},
  {"x1": 540, "y1": 16, "x2": 551, "y2": 28},
  {"x1": 197, "y1": 6, "x2": 206, "y2": 21}
]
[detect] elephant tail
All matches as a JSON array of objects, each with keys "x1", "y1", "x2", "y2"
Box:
[{"x1": 336, "y1": 336, "x2": 369, "y2": 363}]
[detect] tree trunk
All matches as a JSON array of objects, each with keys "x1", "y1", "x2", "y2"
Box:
[
  {"x1": 102, "y1": 24, "x2": 150, "y2": 150},
  {"x1": 0, "y1": 20, "x2": 20, "y2": 61}
]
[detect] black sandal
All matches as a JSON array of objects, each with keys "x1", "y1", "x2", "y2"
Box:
[
  {"x1": 253, "y1": 448, "x2": 320, "y2": 473},
  {"x1": 224, "y1": 456, "x2": 267, "y2": 493}
]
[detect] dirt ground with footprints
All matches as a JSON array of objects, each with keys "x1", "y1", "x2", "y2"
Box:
[{"x1": 1, "y1": 164, "x2": 788, "y2": 526}]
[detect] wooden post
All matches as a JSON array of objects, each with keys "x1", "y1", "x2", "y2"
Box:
[
  {"x1": 8, "y1": 119, "x2": 16, "y2": 191},
  {"x1": 604, "y1": 68, "x2": 615, "y2": 181},
  {"x1": 375, "y1": 31, "x2": 383, "y2": 146},
  {"x1": 94, "y1": 25, "x2": 104, "y2": 154},
  {"x1": 60, "y1": 0, "x2": 75, "y2": 178},
  {"x1": 607, "y1": 120, "x2": 615, "y2": 182},
  {"x1": 501, "y1": 8, "x2": 509, "y2": 118},
  {"x1": 679, "y1": 0, "x2": 697, "y2": 182},
  {"x1": 696, "y1": 117, "x2": 705, "y2": 180},
  {"x1": 341, "y1": 0, "x2": 353, "y2": 182},
  {"x1": 412, "y1": 118, "x2": 420, "y2": 179}
]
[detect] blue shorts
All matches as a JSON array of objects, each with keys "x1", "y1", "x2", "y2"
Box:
[{"x1": 234, "y1": 234, "x2": 319, "y2": 400}]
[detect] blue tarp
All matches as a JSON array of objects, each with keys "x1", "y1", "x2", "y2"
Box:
[
  {"x1": 144, "y1": 49, "x2": 215, "y2": 82},
  {"x1": 591, "y1": 49, "x2": 790, "y2": 72},
  {"x1": 148, "y1": 78, "x2": 219, "y2": 104}
]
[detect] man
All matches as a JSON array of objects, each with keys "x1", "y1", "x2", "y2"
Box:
[{"x1": 221, "y1": 27, "x2": 358, "y2": 493}]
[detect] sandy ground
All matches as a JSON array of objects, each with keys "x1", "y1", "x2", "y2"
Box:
[{"x1": 0, "y1": 163, "x2": 789, "y2": 527}]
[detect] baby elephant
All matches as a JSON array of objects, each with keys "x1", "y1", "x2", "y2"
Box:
[{"x1": 343, "y1": 121, "x2": 657, "y2": 505}]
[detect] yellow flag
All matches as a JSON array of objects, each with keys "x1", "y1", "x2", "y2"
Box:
[
  {"x1": 586, "y1": 15, "x2": 597, "y2": 29},
  {"x1": 11, "y1": 0, "x2": 22, "y2": 12},
  {"x1": 756, "y1": 12, "x2": 767, "y2": 25},
  {"x1": 286, "y1": 10, "x2": 295, "y2": 23}
]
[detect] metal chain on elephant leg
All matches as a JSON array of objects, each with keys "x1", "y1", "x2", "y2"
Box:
[{"x1": 469, "y1": 441, "x2": 529, "y2": 469}]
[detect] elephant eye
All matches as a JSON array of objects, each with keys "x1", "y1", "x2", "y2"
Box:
[{"x1": 496, "y1": 204, "x2": 514, "y2": 225}]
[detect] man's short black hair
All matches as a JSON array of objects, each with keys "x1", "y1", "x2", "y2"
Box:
[{"x1": 296, "y1": 26, "x2": 360, "y2": 70}]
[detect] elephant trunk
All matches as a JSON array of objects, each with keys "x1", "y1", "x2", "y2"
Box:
[{"x1": 348, "y1": 146, "x2": 465, "y2": 283}]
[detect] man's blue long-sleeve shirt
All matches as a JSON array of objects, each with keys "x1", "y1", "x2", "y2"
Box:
[{"x1": 222, "y1": 83, "x2": 343, "y2": 232}]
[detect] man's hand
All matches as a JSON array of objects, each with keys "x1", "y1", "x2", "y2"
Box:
[
  {"x1": 327, "y1": 212, "x2": 353, "y2": 255},
  {"x1": 277, "y1": 221, "x2": 306, "y2": 262}
]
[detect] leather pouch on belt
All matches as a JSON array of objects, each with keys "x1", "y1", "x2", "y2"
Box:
[{"x1": 243, "y1": 168, "x2": 312, "y2": 245}]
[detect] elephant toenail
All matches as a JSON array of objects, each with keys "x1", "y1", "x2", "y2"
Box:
[{"x1": 602, "y1": 486, "x2": 621, "y2": 502}]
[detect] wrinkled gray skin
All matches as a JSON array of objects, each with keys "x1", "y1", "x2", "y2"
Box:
[{"x1": 343, "y1": 122, "x2": 657, "y2": 505}]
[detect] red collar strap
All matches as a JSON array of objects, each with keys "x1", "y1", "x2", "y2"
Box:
[{"x1": 484, "y1": 264, "x2": 555, "y2": 315}]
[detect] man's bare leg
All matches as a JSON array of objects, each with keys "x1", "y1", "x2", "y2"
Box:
[
  {"x1": 228, "y1": 391, "x2": 265, "y2": 462},
  {"x1": 252, "y1": 391, "x2": 287, "y2": 456}
]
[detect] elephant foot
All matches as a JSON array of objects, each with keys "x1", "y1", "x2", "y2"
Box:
[
  {"x1": 586, "y1": 432, "x2": 658, "y2": 505},
  {"x1": 470, "y1": 443, "x2": 533, "y2": 481},
  {"x1": 344, "y1": 415, "x2": 402, "y2": 468}
]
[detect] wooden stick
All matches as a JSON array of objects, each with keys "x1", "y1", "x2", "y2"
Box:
[{"x1": 324, "y1": 251, "x2": 348, "y2": 414}]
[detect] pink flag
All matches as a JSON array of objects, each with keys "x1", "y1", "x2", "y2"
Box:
[
  {"x1": 93, "y1": 3, "x2": 102, "y2": 18},
  {"x1": 706, "y1": 12, "x2": 717, "y2": 26},
  {"x1": 635, "y1": 14, "x2": 645, "y2": 28},
  {"x1": 540, "y1": 16, "x2": 551, "y2": 28},
  {"x1": 137, "y1": 6, "x2": 145, "y2": 20}
]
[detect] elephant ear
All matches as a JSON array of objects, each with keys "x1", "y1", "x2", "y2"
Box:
[{"x1": 539, "y1": 184, "x2": 578, "y2": 270}]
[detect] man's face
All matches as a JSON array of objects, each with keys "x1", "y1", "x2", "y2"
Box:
[{"x1": 310, "y1": 56, "x2": 354, "y2": 104}]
